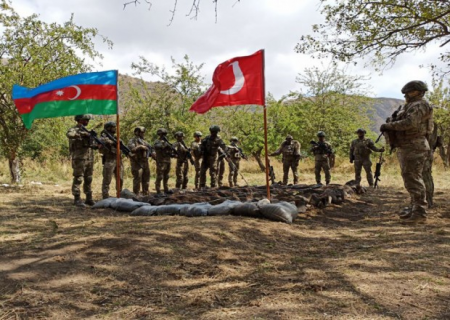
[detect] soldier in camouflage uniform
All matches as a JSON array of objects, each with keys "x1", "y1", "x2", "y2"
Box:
[
  {"x1": 199, "y1": 125, "x2": 227, "y2": 188},
  {"x1": 66, "y1": 114, "x2": 96, "y2": 207},
  {"x1": 380, "y1": 80, "x2": 433, "y2": 223},
  {"x1": 128, "y1": 126, "x2": 155, "y2": 196},
  {"x1": 154, "y1": 128, "x2": 175, "y2": 194},
  {"x1": 227, "y1": 137, "x2": 247, "y2": 187},
  {"x1": 173, "y1": 132, "x2": 190, "y2": 189},
  {"x1": 191, "y1": 131, "x2": 203, "y2": 189},
  {"x1": 100, "y1": 122, "x2": 124, "y2": 199},
  {"x1": 350, "y1": 128, "x2": 385, "y2": 187},
  {"x1": 269, "y1": 135, "x2": 301, "y2": 185},
  {"x1": 310, "y1": 131, "x2": 333, "y2": 185}
]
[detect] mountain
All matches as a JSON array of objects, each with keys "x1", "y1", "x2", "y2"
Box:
[{"x1": 370, "y1": 97, "x2": 403, "y2": 132}]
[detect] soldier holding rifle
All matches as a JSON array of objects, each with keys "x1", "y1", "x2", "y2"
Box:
[
  {"x1": 310, "y1": 131, "x2": 333, "y2": 185},
  {"x1": 269, "y1": 135, "x2": 301, "y2": 185}
]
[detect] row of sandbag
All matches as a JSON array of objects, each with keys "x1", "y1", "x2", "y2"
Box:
[{"x1": 92, "y1": 198, "x2": 299, "y2": 224}]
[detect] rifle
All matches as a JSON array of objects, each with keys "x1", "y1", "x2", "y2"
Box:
[
  {"x1": 231, "y1": 142, "x2": 248, "y2": 160},
  {"x1": 180, "y1": 140, "x2": 195, "y2": 165},
  {"x1": 268, "y1": 159, "x2": 276, "y2": 184},
  {"x1": 161, "y1": 136, "x2": 179, "y2": 158},
  {"x1": 102, "y1": 130, "x2": 131, "y2": 157},
  {"x1": 80, "y1": 125, "x2": 109, "y2": 151},
  {"x1": 137, "y1": 137, "x2": 155, "y2": 160},
  {"x1": 310, "y1": 140, "x2": 332, "y2": 156},
  {"x1": 218, "y1": 147, "x2": 249, "y2": 186},
  {"x1": 374, "y1": 152, "x2": 384, "y2": 189}
]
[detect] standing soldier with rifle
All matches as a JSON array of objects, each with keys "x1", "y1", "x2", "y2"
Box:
[
  {"x1": 191, "y1": 131, "x2": 203, "y2": 189},
  {"x1": 172, "y1": 132, "x2": 194, "y2": 189},
  {"x1": 154, "y1": 128, "x2": 176, "y2": 194},
  {"x1": 380, "y1": 80, "x2": 433, "y2": 223},
  {"x1": 128, "y1": 126, "x2": 155, "y2": 196},
  {"x1": 227, "y1": 137, "x2": 247, "y2": 187},
  {"x1": 269, "y1": 135, "x2": 301, "y2": 185},
  {"x1": 310, "y1": 131, "x2": 333, "y2": 185},
  {"x1": 199, "y1": 125, "x2": 227, "y2": 188},
  {"x1": 66, "y1": 114, "x2": 97, "y2": 207},
  {"x1": 349, "y1": 128, "x2": 385, "y2": 188},
  {"x1": 100, "y1": 122, "x2": 124, "y2": 199}
]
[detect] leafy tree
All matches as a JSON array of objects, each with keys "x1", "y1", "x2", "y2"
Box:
[
  {"x1": 0, "y1": 0, "x2": 111, "y2": 182},
  {"x1": 296, "y1": 0, "x2": 450, "y2": 76}
]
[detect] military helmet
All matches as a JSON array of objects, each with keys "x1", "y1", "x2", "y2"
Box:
[
  {"x1": 74, "y1": 114, "x2": 92, "y2": 122},
  {"x1": 193, "y1": 131, "x2": 203, "y2": 137},
  {"x1": 174, "y1": 131, "x2": 184, "y2": 137},
  {"x1": 317, "y1": 131, "x2": 326, "y2": 137},
  {"x1": 209, "y1": 125, "x2": 221, "y2": 133},
  {"x1": 104, "y1": 121, "x2": 116, "y2": 130},
  {"x1": 156, "y1": 128, "x2": 167, "y2": 135},
  {"x1": 230, "y1": 136, "x2": 239, "y2": 142},
  {"x1": 134, "y1": 126, "x2": 146, "y2": 134},
  {"x1": 355, "y1": 128, "x2": 366, "y2": 134},
  {"x1": 401, "y1": 80, "x2": 428, "y2": 94},
  {"x1": 286, "y1": 134, "x2": 293, "y2": 140}
]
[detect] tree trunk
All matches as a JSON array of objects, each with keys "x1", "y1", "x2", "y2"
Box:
[
  {"x1": 447, "y1": 142, "x2": 450, "y2": 168},
  {"x1": 439, "y1": 144, "x2": 447, "y2": 168},
  {"x1": 252, "y1": 148, "x2": 266, "y2": 172},
  {"x1": 8, "y1": 152, "x2": 21, "y2": 184}
]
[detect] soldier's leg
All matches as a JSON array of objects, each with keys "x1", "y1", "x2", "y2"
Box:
[
  {"x1": 228, "y1": 161, "x2": 234, "y2": 187},
  {"x1": 102, "y1": 161, "x2": 114, "y2": 199},
  {"x1": 291, "y1": 161, "x2": 299, "y2": 185},
  {"x1": 210, "y1": 158, "x2": 218, "y2": 188},
  {"x1": 233, "y1": 161, "x2": 240, "y2": 185},
  {"x1": 218, "y1": 160, "x2": 225, "y2": 187},
  {"x1": 141, "y1": 162, "x2": 150, "y2": 195},
  {"x1": 175, "y1": 160, "x2": 183, "y2": 189},
  {"x1": 422, "y1": 155, "x2": 434, "y2": 208},
  {"x1": 314, "y1": 161, "x2": 321, "y2": 184},
  {"x1": 84, "y1": 161, "x2": 95, "y2": 205},
  {"x1": 163, "y1": 162, "x2": 171, "y2": 193},
  {"x1": 194, "y1": 160, "x2": 201, "y2": 189},
  {"x1": 363, "y1": 159, "x2": 374, "y2": 186},
  {"x1": 282, "y1": 161, "x2": 290, "y2": 185},
  {"x1": 72, "y1": 159, "x2": 85, "y2": 206},
  {"x1": 182, "y1": 162, "x2": 189, "y2": 189},
  {"x1": 323, "y1": 160, "x2": 331, "y2": 185},
  {"x1": 354, "y1": 160, "x2": 362, "y2": 186},
  {"x1": 155, "y1": 163, "x2": 163, "y2": 194},
  {"x1": 131, "y1": 162, "x2": 142, "y2": 195},
  {"x1": 199, "y1": 160, "x2": 208, "y2": 188}
]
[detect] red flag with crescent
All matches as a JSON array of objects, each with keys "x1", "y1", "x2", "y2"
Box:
[{"x1": 189, "y1": 50, "x2": 265, "y2": 114}]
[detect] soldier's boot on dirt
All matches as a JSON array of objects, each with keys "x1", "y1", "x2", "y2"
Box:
[
  {"x1": 233, "y1": 178, "x2": 238, "y2": 187},
  {"x1": 164, "y1": 183, "x2": 173, "y2": 194},
  {"x1": 326, "y1": 180, "x2": 330, "y2": 185},
  {"x1": 402, "y1": 206, "x2": 427, "y2": 224},
  {"x1": 399, "y1": 207, "x2": 412, "y2": 219},
  {"x1": 74, "y1": 195, "x2": 86, "y2": 208},
  {"x1": 228, "y1": 179, "x2": 234, "y2": 187},
  {"x1": 85, "y1": 192, "x2": 96, "y2": 206}
]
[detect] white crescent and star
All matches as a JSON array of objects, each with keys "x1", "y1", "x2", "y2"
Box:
[
  {"x1": 55, "y1": 85, "x2": 82, "y2": 99},
  {"x1": 220, "y1": 61, "x2": 245, "y2": 95}
]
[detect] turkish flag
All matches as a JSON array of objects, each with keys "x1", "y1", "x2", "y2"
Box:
[{"x1": 190, "y1": 50, "x2": 265, "y2": 114}]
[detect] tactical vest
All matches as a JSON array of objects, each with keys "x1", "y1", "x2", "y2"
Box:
[{"x1": 394, "y1": 100, "x2": 433, "y2": 143}]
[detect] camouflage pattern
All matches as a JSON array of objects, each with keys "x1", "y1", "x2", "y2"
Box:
[
  {"x1": 217, "y1": 157, "x2": 225, "y2": 187},
  {"x1": 227, "y1": 145, "x2": 242, "y2": 187},
  {"x1": 100, "y1": 131, "x2": 124, "y2": 198},
  {"x1": 128, "y1": 137, "x2": 152, "y2": 195},
  {"x1": 423, "y1": 121, "x2": 438, "y2": 207},
  {"x1": 154, "y1": 138, "x2": 173, "y2": 193},
  {"x1": 311, "y1": 141, "x2": 333, "y2": 185},
  {"x1": 173, "y1": 141, "x2": 189, "y2": 189},
  {"x1": 350, "y1": 138, "x2": 384, "y2": 186},
  {"x1": 66, "y1": 125, "x2": 94, "y2": 196},
  {"x1": 271, "y1": 139, "x2": 301, "y2": 185},
  {"x1": 199, "y1": 135, "x2": 226, "y2": 188},
  {"x1": 191, "y1": 140, "x2": 202, "y2": 189}
]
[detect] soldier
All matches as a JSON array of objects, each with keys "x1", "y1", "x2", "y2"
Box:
[
  {"x1": 128, "y1": 126, "x2": 155, "y2": 196},
  {"x1": 380, "y1": 80, "x2": 433, "y2": 223},
  {"x1": 227, "y1": 137, "x2": 247, "y2": 187},
  {"x1": 66, "y1": 114, "x2": 96, "y2": 207},
  {"x1": 154, "y1": 128, "x2": 175, "y2": 194},
  {"x1": 173, "y1": 132, "x2": 190, "y2": 189},
  {"x1": 310, "y1": 131, "x2": 333, "y2": 185},
  {"x1": 349, "y1": 128, "x2": 385, "y2": 187},
  {"x1": 191, "y1": 131, "x2": 203, "y2": 189},
  {"x1": 199, "y1": 125, "x2": 227, "y2": 188},
  {"x1": 100, "y1": 122, "x2": 124, "y2": 199},
  {"x1": 269, "y1": 135, "x2": 301, "y2": 185}
]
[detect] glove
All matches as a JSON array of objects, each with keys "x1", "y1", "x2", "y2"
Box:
[
  {"x1": 380, "y1": 147, "x2": 385, "y2": 152},
  {"x1": 380, "y1": 124, "x2": 391, "y2": 132}
]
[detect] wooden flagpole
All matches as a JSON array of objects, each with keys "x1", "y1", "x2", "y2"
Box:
[
  {"x1": 115, "y1": 70, "x2": 121, "y2": 198},
  {"x1": 261, "y1": 50, "x2": 271, "y2": 200}
]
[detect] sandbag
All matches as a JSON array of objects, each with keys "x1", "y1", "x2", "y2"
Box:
[
  {"x1": 92, "y1": 197, "x2": 118, "y2": 209},
  {"x1": 120, "y1": 189, "x2": 137, "y2": 199},
  {"x1": 208, "y1": 200, "x2": 242, "y2": 216},
  {"x1": 180, "y1": 203, "x2": 212, "y2": 217},
  {"x1": 111, "y1": 198, "x2": 149, "y2": 212},
  {"x1": 130, "y1": 205, "x2": 157, "y2": 216},
  {"x1": 259, "y1": 201, "x2": 298, "y2": 224},
  {"x1": 155, "y1": 204, "x2": 189, "y2": 216},
  {"x1": 232, "y1": 202, "x2": 261, "y2": 218}
]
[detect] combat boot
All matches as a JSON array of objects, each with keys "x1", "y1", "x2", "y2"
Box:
[
  {"x1": 399, "y1": 207, "x2": 412, "y2": 219},
  {"x1": 85, "y1": 192, "x2": 96, "y2": 206},
  {"x1": 74, "y1": 195, "x2": 86, "y2": 208},
  {"x1": 402, "y1": 206, "x2": 427, "y2": 224}
]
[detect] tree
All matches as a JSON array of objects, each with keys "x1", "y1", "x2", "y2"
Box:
[
  {"x1": 0, "y1": 0, "x2": 111, "y2": 183},
  {"x1": 296, "y1": 0, "x2": 450, "y2": 76}
]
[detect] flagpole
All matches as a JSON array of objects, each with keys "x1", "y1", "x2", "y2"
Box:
[
  {"x1": 115, "y1": 70, "x2": 121, "y2": 198},
  {"x1": 261, "y1": 49, "x2": 271, "y2": 200}
]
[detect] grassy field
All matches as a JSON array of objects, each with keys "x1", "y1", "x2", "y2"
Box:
[{"x1": 1, "y1": 157, "x2": 450, "y2": 319}]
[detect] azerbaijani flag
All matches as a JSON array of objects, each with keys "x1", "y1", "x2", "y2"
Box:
[{"x1": 13, "y1": 70, "x2": 118, "y2": 129}]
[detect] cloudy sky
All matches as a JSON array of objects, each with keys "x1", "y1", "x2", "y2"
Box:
[{"x1": 12, "y1": 0, "x2": 441, "y2": 100}]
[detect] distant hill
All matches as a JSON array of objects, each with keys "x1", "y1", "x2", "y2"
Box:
[{"x1": 370, "y1": 97, "x2": 403, "y2": 132}]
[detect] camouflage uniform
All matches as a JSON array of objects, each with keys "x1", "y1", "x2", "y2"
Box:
[
  {"x1": 311, "y1": 132, "x2": 333, "y2": 185},
  {"x1": 173, "y1": 134, "x2": 190, "y2": 189},
  {"x1": 350, "y1": 133, "x2": 384, "y2": 187},
  {"x1": 381, "y1": 80, "x2": 433, "y2": 221},
  {"x1": 191, "y1": 132, "x2": 203, "y2": 189},
  {"x1": 423, "y1": 121, "x2": 438, "y2": 208},
  {"x1": 100, "y1": 126, "x2": 124, "y2": 199},
  {"x1": 154, "y1": 130, "x2": 174, "y2": 193},
  {"x1": 217, "y1": 157, "x2": 226, "y2": 187},
  {"x1": 128, "y1": 130, "x2": 153, "y2": 195},
  {"x1": 199, "y1": 126, "x2": 226, "y2": 188},
  {"x1": 227, "y1": 142, "x2": 243, "y2": 187},
  {"x1": 66, "y1": 121, "x2": 95, "y2": 206},
  {"x1": 270, "y1": 136, "x2": 301, "y2": 185}
]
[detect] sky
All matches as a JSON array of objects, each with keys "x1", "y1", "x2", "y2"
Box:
[{"x1": 11, "y1": 0, "x2": 442, "y2": 100}]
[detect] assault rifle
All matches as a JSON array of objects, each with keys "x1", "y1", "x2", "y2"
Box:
[
  {"x1": 310, "y1": 141, "x2": 332, "y2": 156},
  {"x1": 137, "y1": 137, "x2": 155, "y2": 160},
  {"x1": 161, "y1": 136, "x2": 179, "y2": 159},
  {"x1": 180, "y1": 140, "x2": 195, "y2": 165},
  {"x1": 218, "y1": 147, "x2": 248, "y2": 186},
  {"x1": 374, "y1": 152, "x2": 384, "y2": 189},
  {"x1": 80, "y1": 125, "x2": 109, "y2": 151},
  {"x1": 102, "y1": 130, "x2": 131, "y2": 157},
  {"x1": 231, "y1": 142, "x2": 248, "y2": 160},
  {"x1": 268, "y1": 159, "x2": 276, "y2": 184}
]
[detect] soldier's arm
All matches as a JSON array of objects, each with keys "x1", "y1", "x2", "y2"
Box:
[
  {"x1": 349, "y1": 141, "x2": 354, "y2": 159},
  {"x1": 367, "y1": 139, "x2": 384, "y2": 152},
  {"x1": 128, "y1": 139, "x2": 140, "y2": 153},
  {"x1": 270, "y1": 143, "x2": 283, "y2": 156},
  {"x1": 66, "y1": 127, "x2": 81, "y2": 139}
]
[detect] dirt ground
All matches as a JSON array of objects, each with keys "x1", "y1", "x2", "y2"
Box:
[{"x1": 1, "y1": 180, "x2": 450, "y2": 319}]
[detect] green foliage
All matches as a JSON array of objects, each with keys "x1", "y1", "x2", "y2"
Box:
[{"x1": 428, "y1": 80, "x2": 450, "y2": 142}]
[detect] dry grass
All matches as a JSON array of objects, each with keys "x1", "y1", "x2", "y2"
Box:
[{"x1": 1, "y1": 157, "x2": 450, "y2": 319}]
